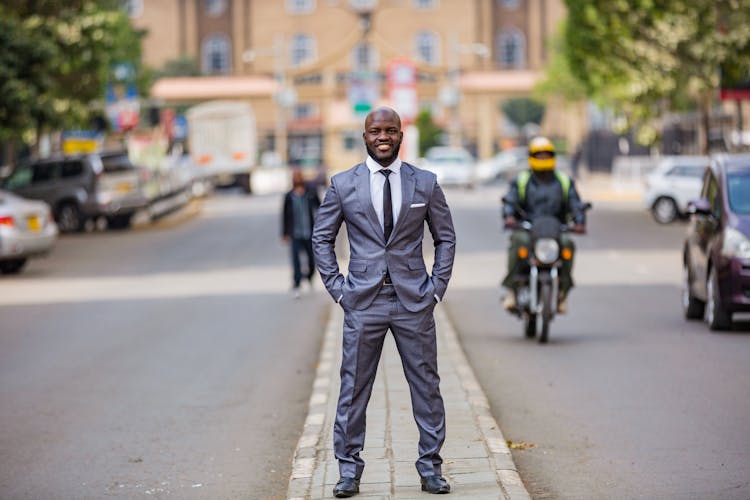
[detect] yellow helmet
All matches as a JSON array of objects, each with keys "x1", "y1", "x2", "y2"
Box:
[{"x1": 528, "y1": 136, "x2": 556, "y2": 171}]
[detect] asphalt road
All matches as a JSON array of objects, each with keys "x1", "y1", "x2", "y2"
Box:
[
  {"x1": 3, "y1": 184, "x2": 749, "y2": 500},
  {"x1": 0, "y1": 192, "x2": 328, "y2": 499},
  {"x1": 442, "y1": 185, "x2": 750, "y2": 499}
]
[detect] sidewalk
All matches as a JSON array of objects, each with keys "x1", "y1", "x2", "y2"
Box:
[
  {"x1": 574, "y1": 171, "x2": 644, "y2": 205},
  {"x1": 287, "y1": 305, "x2": 531, "y2": 500}
]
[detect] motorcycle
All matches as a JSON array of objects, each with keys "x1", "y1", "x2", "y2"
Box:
[{"x1": 503, "y1": 200, "x2": 592, "y2": 343}]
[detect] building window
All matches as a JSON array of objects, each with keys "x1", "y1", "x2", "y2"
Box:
[
  {"x1": 415, "y1": 31, "x2": 441, "y2": 65},
  {"x1": 342, "y1": 130, "x2": 361, "y2": 151},
  {"x1": 293, "y1": 103, "x2": 319, "y2": 120},
  {"x1": 287, "y1": 0, "x2": 315, "y2": 13},
  {"x1": 349, "y1": 0, "x2": 378, "y2": 10},
  {"x1": 290, "y1": 33, "x2": 316, "y2": 67},
  {"x1": 122, "y1": 0, "x2": 143, "y2": 17},
  {"x1": 351, "y1": 42, "x2": 379, "y2": 71},
  {"x1": 497, "y1": 29, "x2": 526, "y2": 68},
  {"x1": 205, "y1": 0, "x2": 227, "y2": 16},
  {"x1": 413, "y1": 0, "x2": 437, "y2": 8},
  {"x1": 202, "y1": 35, "x2": 232, "y2": 74},
  {"x1": 500, "y1": 0, "x2": 520, "y2": 9}
]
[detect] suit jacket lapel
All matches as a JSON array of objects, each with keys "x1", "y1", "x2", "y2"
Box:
[
  {"x1": 354, "y1": 163, "x2": 386, "y2": 244},
  {"x1": 389, "y1": 163, "x2": 416, "y2": 244}
]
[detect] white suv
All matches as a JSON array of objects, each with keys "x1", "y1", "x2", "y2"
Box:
[{"x1": 643, "y1": 156, "x2": 709, "y2": 223}]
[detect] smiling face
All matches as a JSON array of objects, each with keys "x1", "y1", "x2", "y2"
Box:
[{"x1": 363, "y1": 108, "x2": 403, "y2": 167}]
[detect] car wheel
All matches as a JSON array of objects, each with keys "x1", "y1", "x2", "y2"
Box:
[
  {"x1": 0, "y1": 258, "x2": 27, "y2": 274},
  {"x1": 682, "y1": 264, "x2": 704, "y2": 320},
  {"x1": 652, "y1": 197, "x2": 678, "y2": 224},
  {"x1": 705, "y1": 266, "x2": 732, "y2": 330},
  {"x1": 56, "y1": 202, "x2": 84, "y2": 233},
  {"x1": 106, "y1": 214, "x2": 133, "y2": 230}
]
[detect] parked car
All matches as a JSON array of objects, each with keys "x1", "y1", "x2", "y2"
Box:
[
  {"x1": 475, "y1": 147, "x2": 527, "y2": 183},
  {"x1": 0, "y1": 190, "x2": 58, "y2": 274},
  {"x1": 420, "y1": 146, "x2": 476, "y2": 188},
  {"x1": 1, "y1": 151, "x2": 150, "y2": 232},
  {"x1": 643, "y1": 156, "x2": 709, "y2": 223},
  {"x1": 682, "y1": 153, "x2": 750, "y2": 330}
]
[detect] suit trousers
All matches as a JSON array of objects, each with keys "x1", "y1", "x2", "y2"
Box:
[{"x1": 334, "y1": 285, "x2": 445, "y2": 479}]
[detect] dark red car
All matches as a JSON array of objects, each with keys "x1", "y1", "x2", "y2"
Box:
[{"x1": 683, "y1": 153, "x2": 750, "y2": 330}]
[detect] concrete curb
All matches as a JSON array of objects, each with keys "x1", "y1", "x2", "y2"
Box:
[
  {"x1": 287, "y1": 306, "x2": 339, "y2": 500},
  {"x1": 132, "y1": 197, "x2": 202, "y2": 231},
  {"x1": 435, "y1": 306, "x2": 531, "y2": 500},
  {"x1": 286, "y1": 304, "x2": 531, "y2": 499}
]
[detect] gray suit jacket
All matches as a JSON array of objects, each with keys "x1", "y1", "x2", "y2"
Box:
[{"x1": 312, "y1": 162, "x2": 456, "y2": 313}]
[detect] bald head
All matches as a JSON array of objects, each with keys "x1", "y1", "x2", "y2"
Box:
[{"x1": 364, "y1": 107, "x2": 401, "y2": 130}]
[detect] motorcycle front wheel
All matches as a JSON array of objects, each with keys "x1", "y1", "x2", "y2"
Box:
[
  {"x1": 539, "y1": 282, "x2": 552, "y2": 343},
  {"x1": 524, "y1": 313, "x2": 537, "y2": 338}
]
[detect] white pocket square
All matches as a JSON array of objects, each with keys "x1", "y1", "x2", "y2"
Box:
[{"x1": 410, "y1": 202, "x2": 426, "y2": 208}]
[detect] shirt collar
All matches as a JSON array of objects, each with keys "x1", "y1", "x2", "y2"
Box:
[{"x1": 366, "y1": 155, "x2": 402, "y2": 175}]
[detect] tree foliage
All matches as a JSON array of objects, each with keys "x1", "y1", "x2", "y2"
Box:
[
  {"x1": 0, "y1": 1, "x2": 147, "y2": 143},
  {"x1": 561, "y1": 0, "x2": 750, "y2": 148},
  {"x1": 415, "y1": 110, "x2": 444, "y2": 156},
  {"x1": 534, "y1": 21, "x2": 588, "y2": 101},
  {"x1": 154, "y1": 56, "x2": 202, "y2": 79},
  {"x1": 501, "y1": 98, "x2": 546, "y2": 129}
]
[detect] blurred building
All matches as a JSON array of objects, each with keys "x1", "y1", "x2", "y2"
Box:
[{"x1": 127, "y1": 0, "x2": 583, "y2": 170}]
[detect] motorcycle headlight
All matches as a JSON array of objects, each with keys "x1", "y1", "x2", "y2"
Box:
[
  {"x1": 722, "y1": 227, "x2": 750, "y2": 259},
  {"x1": 534, "y1": 238, "x2": 560, "y2": 264}
]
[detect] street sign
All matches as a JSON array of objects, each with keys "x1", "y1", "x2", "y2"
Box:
[
  {"x1": 387, "y1": 58, "x2": 418, "y2": 123},
  {"x1": 62, "y1": 131, "x2": 103, "y2": 155},
  {"x1": 348, "y1": 70, "x2": 379, "y2": 118},
  {"x1": 105, "y1": 62, "x2": 140, "y2": 132}
]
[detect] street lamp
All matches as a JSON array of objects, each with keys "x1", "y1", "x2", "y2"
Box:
[
  {"x1": 441, "y1": 38, "x2": 490, "y2": 147},
  {"x1": 242, "y1": 34, "x2": 296, "y2": 164},
  {"x1": 348, "y1": 0, "x2": 377, "y2": 30}
]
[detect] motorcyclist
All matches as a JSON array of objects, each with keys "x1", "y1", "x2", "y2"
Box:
[{"x1": 501, "y1": 136, "x2": 586, "y2": 313}]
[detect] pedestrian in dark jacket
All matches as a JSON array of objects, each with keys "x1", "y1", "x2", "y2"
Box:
[{"x1": 282, "y1": 169, "x2": 321, "y2": 298}]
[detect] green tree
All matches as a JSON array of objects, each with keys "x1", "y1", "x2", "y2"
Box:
[
  {"x1": 535, "y1": 22, "x2": 588, "y2": 102},
  {"x1": 0, "y1": 1, "x2": 147, "y2": 152},
  {"x1": 0, "y1": 14, "x2": 57, "y2": 143},
  {"x1": 415, "y1": 109, "x2": 444, "y2": 156},
  {"x1": 562, "y1": 0, "x2": 750, "y2": 151},
  {"x1": 154, "y1": 56, "x2": 202, "y2": 79},
  {"x1": 501, "y1": 98, "x2": 546, "y2": 129}
]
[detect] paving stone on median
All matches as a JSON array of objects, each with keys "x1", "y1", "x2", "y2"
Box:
[{"x1": 289, "y1": 304, "x2": 531, "y2": 500}]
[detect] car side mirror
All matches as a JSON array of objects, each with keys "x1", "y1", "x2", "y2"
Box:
[{"x1": 688, "y1": 198, "x2": 711, "y2": 216}]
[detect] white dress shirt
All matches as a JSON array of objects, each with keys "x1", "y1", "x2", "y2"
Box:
[
  {"x1": 366, "y1": 155, "x2": 402, "y2": 232},
  {"x1": 363, "y1": 156, "x2": 440, "y2": 304}
]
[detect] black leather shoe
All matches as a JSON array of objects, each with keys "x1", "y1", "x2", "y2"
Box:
[
  {"x1": 421, "y1": 475, "x2": 451, "y2": 494},
  {"x1": 333, "y1": 477, "x2": 360, "y2": 498}
]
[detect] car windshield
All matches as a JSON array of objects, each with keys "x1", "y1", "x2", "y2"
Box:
[
  {"x1": 431, "y1": 156, "x2": 468, "y2": 163},
  {"x1": 427, "y1": 148, "x2": 471, "y2": 162},
  {"x1": 727, "y1": 171, "x2": 750, "y2": 214},
  {"x1": 101, "y1": 154, "x2": 135, "y2": 173}
]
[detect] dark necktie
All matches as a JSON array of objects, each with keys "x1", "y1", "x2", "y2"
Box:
[{"x1": 379, "y1": 169, "x2": 393, "y2": 241}]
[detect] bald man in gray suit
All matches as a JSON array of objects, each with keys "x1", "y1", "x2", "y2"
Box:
[{"x1": 312, "y1": 108, "x2": 456, "y2": 497}]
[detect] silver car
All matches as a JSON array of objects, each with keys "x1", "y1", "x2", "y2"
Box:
[
  {"x1": 475, "y1": 147, "x2": 528, "y2": 183},
  {"x1": 420, "y1": 147, "x2": 477, "y2": 188},
  {"x1": 2, "y1": 152, "x2": 151, "y2": 232},
  {"x1": 0, "y1": 190, "x2": 58, "y2": 274},
  {"x1": 643, "y1": 156, "x2": 709, "y2": 223}
]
